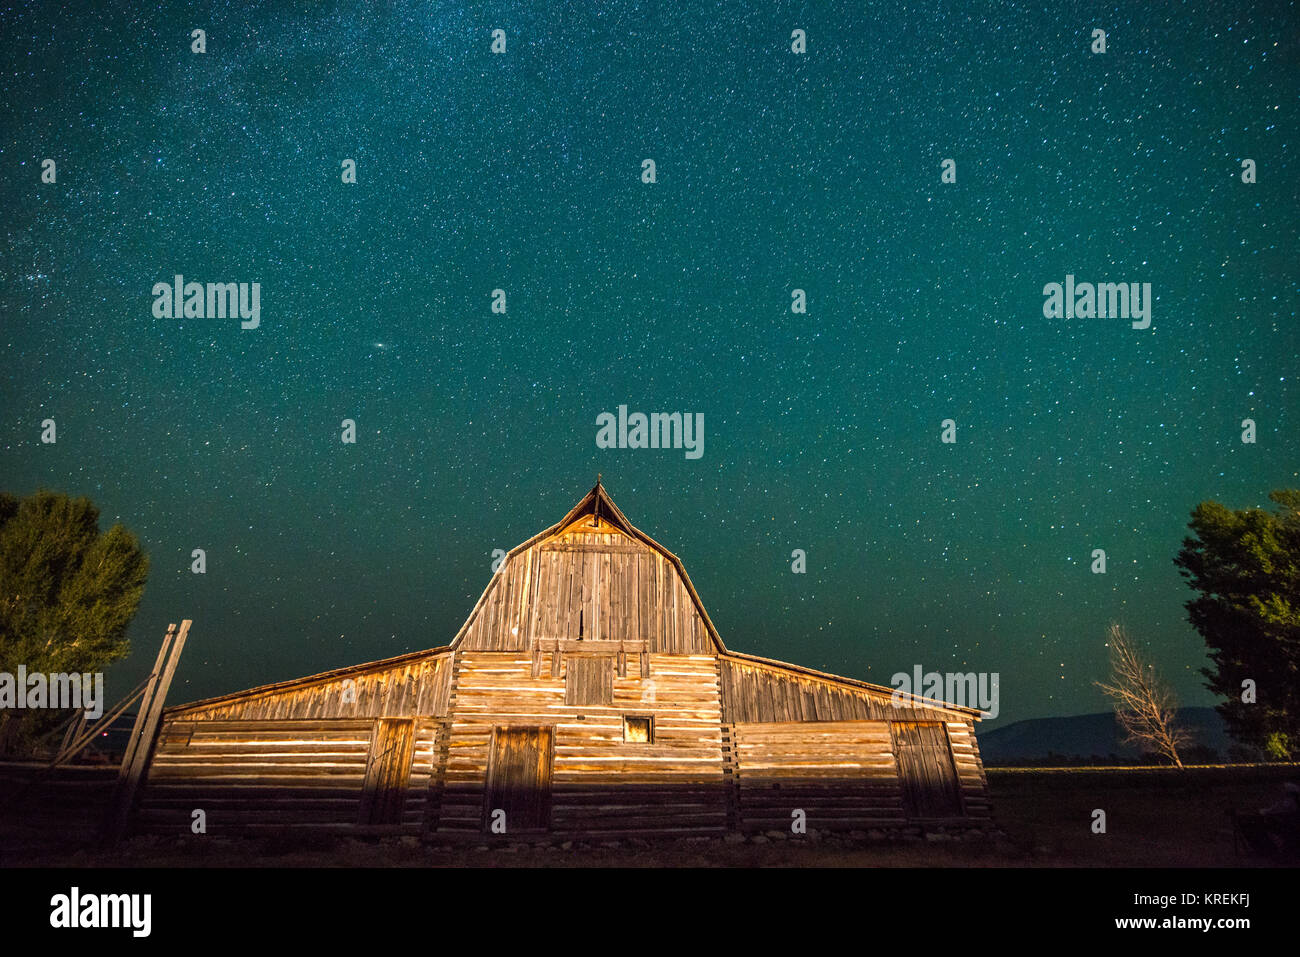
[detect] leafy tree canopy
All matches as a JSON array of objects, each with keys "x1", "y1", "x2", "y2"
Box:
[
  {"x1": 1174, "y1": 490, "x2": 1300, "y2": 759},
  {"x1": 0, "y1": 489, "x2": 149, "y2": 676}
]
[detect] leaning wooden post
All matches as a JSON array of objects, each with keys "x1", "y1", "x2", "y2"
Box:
[
  {"x1": 115, "y1": 624, "x2": 176, "y2": 778},
  {"x1": 58, "y1": 711, "x2": 84, "y2": 757},
  {"x1": 103, "y1": 620, "x2": 190, "y2": 845}
]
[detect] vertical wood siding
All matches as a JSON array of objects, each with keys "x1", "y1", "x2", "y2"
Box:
[
  {"x1": 719, "y1": 656, "x2": 977, "y2": 725},
  {"x1": 483, "y1": 726, "x2": 554, "y2": 831},
  {"x1": 358, "y1": 718, "x2": 418, "y2": 825},
  {"x1": 459, "y1": 519, "x2": 714, "y2": 654},
  {"x1": 167, "y1": 654, "x2": 453, "y2": 722},
  {"x1": 892, "y1": 721, "x2": 964, "y2": 819}
]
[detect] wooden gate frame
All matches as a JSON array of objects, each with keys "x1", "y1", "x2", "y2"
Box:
[{"x1": 102, "y1": 620, "x2": 191, "y2": 845}]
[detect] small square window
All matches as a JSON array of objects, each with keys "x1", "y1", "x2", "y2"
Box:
[{"x1": 624, "y1": 715, "x2": 653, "y2": 744}]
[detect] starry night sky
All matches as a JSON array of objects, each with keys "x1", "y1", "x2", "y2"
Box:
[{"x1": 1, "y1": 0, "x2": 1295, "y2": 728}]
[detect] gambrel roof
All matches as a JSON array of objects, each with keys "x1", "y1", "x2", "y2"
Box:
[
  {"x1": 164, "y1": 480, "x2": 983, "y2": 720},
  {"x1": 449, "y1": 477, "x2": 728, "y2": 654}
]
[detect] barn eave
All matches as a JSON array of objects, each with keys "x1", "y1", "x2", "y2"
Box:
[
  {"x1": 162, "y1": 644, "x2": 453, "y2": 717},
  {"x1": 722, "y1": 650, "x2": 985, "y2": 720}
]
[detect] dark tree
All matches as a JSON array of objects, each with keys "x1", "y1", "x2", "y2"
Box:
[
  {"x1": 1174, "y1": 490, "x2": 1300, "y2": 760},
  {"x1": 0, "y1": 490, "x2": 149, "y2": 754}
]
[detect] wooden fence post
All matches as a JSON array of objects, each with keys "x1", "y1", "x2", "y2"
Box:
[
  {"x1": 114, "y1": 624, "x2": 176, "y2": 778},
  {"x1": 103, "y1": 619, "x2": 190, "y2": 845}
]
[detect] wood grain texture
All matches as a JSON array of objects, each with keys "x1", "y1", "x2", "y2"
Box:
[
  {"x1": 135, "y1": 487, "x2": 992, "y2": 837},
  {"x1": 136, "y1": 719, "x2": 374, "y2": 833},
  {"x1": 718, "y1": 656, "x2": 976, "y2": 724},
  {"x1": 434, "y1": 652, "x2": 727, "y2": 835},
  {"x1": 732, "y1": 720, "x2": 905, "y2": 830},
  {"x1": 166, "y1": 653, "x2": 453, "y2": 722},
  {"x1": 483, "y1": 726, "x2": 553, "y2": 832},
  {"x1": 359, "y1": 718, "x2": 417, "y2": 826},
  {"x1": 892, "y1": 721, "x2": 965, "y2": 819},
  {"x1": 459, "y1": 518, "x2": 714, "y2": 654}
]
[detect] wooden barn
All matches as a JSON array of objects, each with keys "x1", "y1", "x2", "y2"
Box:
[{"x1": 133, "y1": 481, "x2": 991, "y2": 839}]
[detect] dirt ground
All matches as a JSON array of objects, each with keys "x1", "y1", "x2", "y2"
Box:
[{"x1": 2, "y1": 763, "x2": 1295, "y2": 867}]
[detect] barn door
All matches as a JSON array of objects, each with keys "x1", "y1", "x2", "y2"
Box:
[
  {"x1": 892, "y1": 721, "x2": 963, "y2": 818},
  {"x1": 483, "y1": 726, "x2": 554, "y2": 833},
  {"x1": 359, "y1": 718, "x2": 417, "y2": 826}
]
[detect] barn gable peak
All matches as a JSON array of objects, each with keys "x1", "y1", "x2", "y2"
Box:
[
  {"x1": 551, "y1": 477, "x2": 637, "y2": 538},
  {"x1": 449, "y1": 480, "x2": 728, "y2": 654}
]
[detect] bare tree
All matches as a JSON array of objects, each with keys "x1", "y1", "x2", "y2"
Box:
[{"x1": 1094, "y1": 623, "x2": 1189, "y2": 768}]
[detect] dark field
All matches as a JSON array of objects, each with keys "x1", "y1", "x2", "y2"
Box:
[{"x1": 2, "y1": 763, "x2": 1296, "y2": 868}]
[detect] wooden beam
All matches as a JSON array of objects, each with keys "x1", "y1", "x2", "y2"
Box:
[
  {"x1": 103, "y1": 619, "x2": 190, "y2": 845},
  {"x1": 116, "y1": 625, "x2": 176, "y2": 775},
  {"x1": 58, "y1": 712, "x2": 84, "y2": 756},
  {"x1": 52, "y1": 675, "x2": 153, "y2": 767}
]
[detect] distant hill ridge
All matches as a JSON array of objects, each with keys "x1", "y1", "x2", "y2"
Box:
[{"x1": 976, "y1": 707, "x2": 1231, "y2": 765}]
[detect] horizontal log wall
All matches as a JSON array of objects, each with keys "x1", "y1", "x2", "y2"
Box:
[
  {"x1": 731, "y1": 721, "x2": 905, "y2": 830},
  {"x1": 134, "y1": 496, "x2": 994, "y2": 837},
  {"x1": 945, "y1": 720, "x2": 992, "y2": 820},
  {"x1": 136, "y1": 719, "x2": 377, "y2": 834},
  {"x1": 459, "y1": 519, "x2": 714, "y2": 655},
  {"x1": 166, "y1": 654, "x2": 453, "y2": 722},
  {"x1": 434, "y1": 652, "x2": 727, "y2": 836}
]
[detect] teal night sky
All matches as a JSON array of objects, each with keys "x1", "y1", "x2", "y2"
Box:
[{"x1": 1, "y1": 1, "x2": 1295, "y2": 728}]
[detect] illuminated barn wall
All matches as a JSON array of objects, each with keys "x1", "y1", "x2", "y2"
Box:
[{"x1": 136, "y1": 483, "x2": 991, "y2": 838}]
